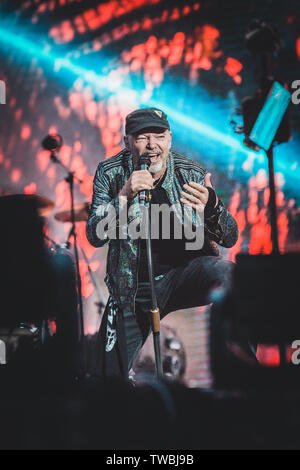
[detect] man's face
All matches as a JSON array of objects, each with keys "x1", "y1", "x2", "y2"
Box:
[{"x1": 125, "y1": 127, "x2": 172, "y2": 177}]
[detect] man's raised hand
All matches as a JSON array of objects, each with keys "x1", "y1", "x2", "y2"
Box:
[
  {"x1": 180, "y1": 173, "x2": 218, "y2": 212},
  {"x1": 119, "y1": 170, "x2": 154, "y2": 200}
]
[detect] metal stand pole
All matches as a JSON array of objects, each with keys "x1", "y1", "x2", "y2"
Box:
[
  {"x1": 266, "y1": 145, "x2": 279, "y2": 254},
  {"x1": 66, "y1": 172, "x2": 86, "y2": 374},
  {"x1": 144, "y1": 196, "x2": 163, "y2": 378},
  {"x1": 266, "y1": 146, "x2": 287, "y2": 366},
  {"x1": 50, "y1": 151, "x2": 86, "y2": 376}
]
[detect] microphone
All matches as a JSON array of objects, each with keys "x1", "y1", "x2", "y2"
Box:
[
  {"x1": 138, "y1": 153, "x2": 151, "y2": 206},
  {"x1": 42, "y1": 134, "x2": 63, "y2": 152}
]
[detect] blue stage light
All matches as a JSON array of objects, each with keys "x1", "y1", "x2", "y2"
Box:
[{"x1": 0, "y1": 18, "x2": 299, "y2": 197}]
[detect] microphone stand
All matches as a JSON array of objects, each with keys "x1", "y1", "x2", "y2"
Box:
[
  {"x1": 146, "y1": 206, "x2": 163, "y2": 378},
  {"x1": 259, "y1": 54, "x2": 284, "y2": 365},
  {"x1": 139, "y1": 154, "x2": 163, "y2": 378},
  {"x1": 50, "y1": 150, "x2": 86, "y2": 377},
  {"x1": 266, "y1": 144, "x2": 279, "y2": 255}
]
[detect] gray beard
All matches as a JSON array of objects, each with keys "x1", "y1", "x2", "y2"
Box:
[{"x1": 148, "y1": 160, "x2": 163, "y2": 174}]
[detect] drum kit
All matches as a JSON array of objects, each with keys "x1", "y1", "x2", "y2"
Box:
[{"x1": 0, "y1": 192, "x2": 106, "y2": 374}]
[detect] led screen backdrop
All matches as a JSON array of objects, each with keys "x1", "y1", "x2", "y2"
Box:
[{"x1": 0, "y1": 0, "x2": 300, "y2": 384}]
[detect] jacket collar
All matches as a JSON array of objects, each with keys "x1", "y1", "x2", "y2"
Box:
[
  {"x1": 161, "y1": 151, "x2": 174, "y2": 190},
  {"x1": 126, "y1": 150, "x2": 175, "y2": 201}
]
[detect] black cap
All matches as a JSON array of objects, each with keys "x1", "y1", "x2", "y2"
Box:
[{"x1": 125, "y1": 107, "x2": 170, "y2": 135}]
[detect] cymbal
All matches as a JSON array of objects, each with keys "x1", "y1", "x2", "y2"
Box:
[
  {"x1": 0, "y1": 194, "x2": 55, "y2": 217},
  {"x1": 55, "y1": 202, "x2": 90, "y2": 223}
]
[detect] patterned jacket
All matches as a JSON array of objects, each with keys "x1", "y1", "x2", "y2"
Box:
[{"x1": 86, "y1": 149, "x2": 238, "y2": 374}]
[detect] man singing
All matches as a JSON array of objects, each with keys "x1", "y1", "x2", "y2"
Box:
[{"x1": 86, "y1": 107, "x2": 238, "y2": 378}]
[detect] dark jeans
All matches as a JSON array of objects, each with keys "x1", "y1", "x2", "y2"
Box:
[{"x1": 123, "y1": 255, "x2": 234, "y2": 371}]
